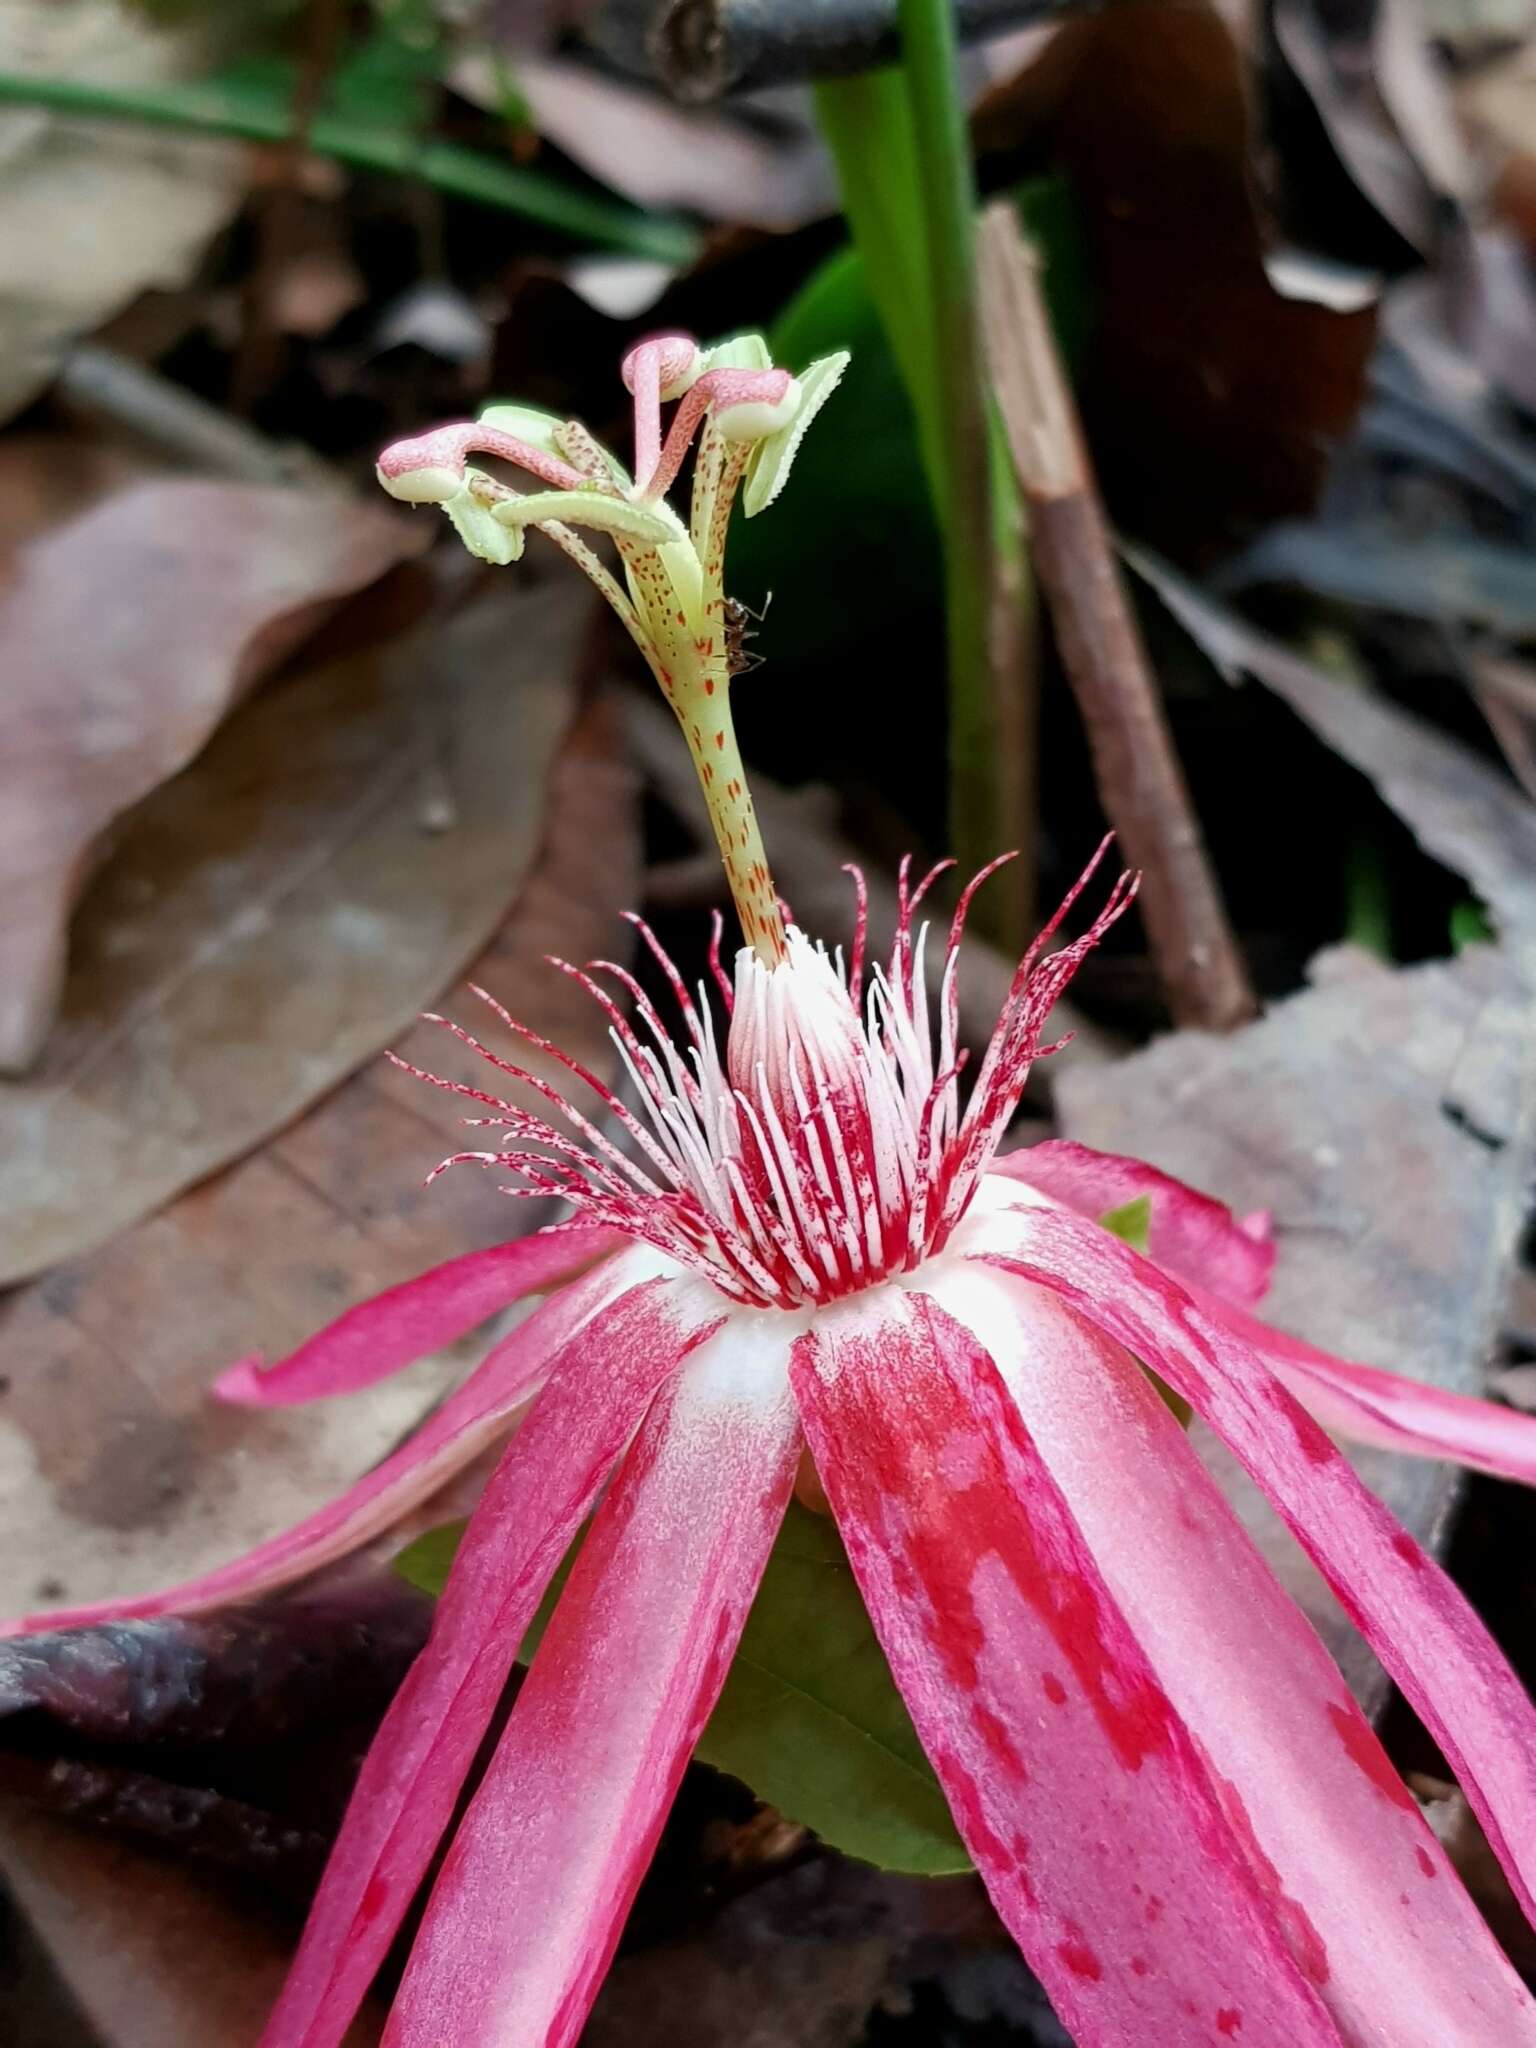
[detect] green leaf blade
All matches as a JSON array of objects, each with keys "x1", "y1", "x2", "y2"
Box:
[
  {"x1": 701, "y1": 1502, "x2": 969, "y2": 1874},
  {"x1": 393, "y1": 1498, "x2": 969, "y2": 1876}
]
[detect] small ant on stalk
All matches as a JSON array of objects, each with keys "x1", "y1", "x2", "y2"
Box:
[{"x1": 723, "y1": 592, "x2": 771, "y2": 677}]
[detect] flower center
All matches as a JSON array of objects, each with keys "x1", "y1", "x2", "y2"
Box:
[
  {"x1": 403, "y1": 852, "x2": 1131, "y2": 1311},
  {"x1": 376, "y1": 333, "x2": 1135, "y2": 1308},
  {"x1": 376, "y1": 328, "x2": 849, "y2": 968}
]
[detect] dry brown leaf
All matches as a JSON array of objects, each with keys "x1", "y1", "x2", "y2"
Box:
[
  {"x1": 1469, "y1": 650, "x2": 1536, "y2": 803},
  {"x1": 0, "y1": 429, "x2": 150, "y2": 553},
  {"x1": 0, "y1": 571, "x2": 591, "y2": 1286},
  {"x1": 0, "y1": 2, "x2": 244, "y2": 423},
  {"x1": 1130, "y1": 548, "x2": 1536, "y2": 958},
  {"x1": 455, "y1": 50, "x2": 834, "y2": 231},
  {"x1": 2, "y1": 688, "x2": 640, "y2": 1618},
  {"x1": 1272, "y1": 0, "x2": 1476, "y2": 252},
  {"x1": 0, "y1": 478, "x2": 430, "y2": 1074}
]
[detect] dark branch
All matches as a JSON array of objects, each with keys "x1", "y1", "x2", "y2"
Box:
[{"x1": 585, "y1": 0, "x2": 1092, "y2": 101}]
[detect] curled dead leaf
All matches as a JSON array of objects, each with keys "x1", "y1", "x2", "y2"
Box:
[
  {"x1": 0, "y1": 576, "x2": 590, "y2": 1284},
  {"x1": 0, "y1": 1, "x2": 245, "y2": 424},
  {"x1": 1, "y1": 685, "x2": 639, "y2": 1620},
  {"x1": 0, "y1": 478, "x2": 429, "y2": 1074}
]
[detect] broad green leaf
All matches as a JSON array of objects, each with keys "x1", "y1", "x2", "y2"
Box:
[
  {"x1": 330, "y1": 1, "x2": 440, "y2": 132},
  {"x1": 1097, "y1": 1194, "x2": 1152, "y2": 1254},
  {"x1": 706, "y1": 1500, "x2": 968, "y2": 1873},
  {"x1": 394, "y1": 1521, "x2": 465, "y2": 1601},
  {"x1": 1450, "y1": 898, "x2": 1494, "y2": 950},
  {"x1": 394, "y1": 1499, "x2": 969, "y2": 1875},
  {"x1": 728, "y1": 243, "x2": 939, "y2": 667}
]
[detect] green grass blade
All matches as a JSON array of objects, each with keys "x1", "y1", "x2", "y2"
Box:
[{"x1": 0, "y1": 63, "x2": 699, "y2": 262}]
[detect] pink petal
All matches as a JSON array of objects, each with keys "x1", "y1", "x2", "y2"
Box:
[
  {"x1": 261, "y1": 1269, "x2": 724, "y2": 2048},
  {"x1": 791, "y1": 1288, "x2": 1342, "y2": 2048},
  {"x1": 981, "y1": 1206, "x2": 1536, "y2": 1934},
  {"x1": 217, "y1": 1224, "x2": 624, "y2": 1406},
  {"x1": 921, "y1": 1258, "x2": 1536, "y2": 2042},
  {"x1": 994, "y1": 1138, "x2": 1275, "y2": 1306},
  {"x1": 2, "y1": 1250, "x2": 646, "y2": 1637},
  {"x1": 989, "y1": 1150, "x2": 1536, "y2": 1487},
  {"x1": 1202, "y1": 1293, "x2": 1536, "y2": 1488},
  {"x1": 385, "y1": 1314, "x2": 800, "y2": 2048}
]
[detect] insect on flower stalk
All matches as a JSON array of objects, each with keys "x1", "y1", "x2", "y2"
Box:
[{"x1": 17, "y1": 334, "x2": 1536, "y2": 2048}]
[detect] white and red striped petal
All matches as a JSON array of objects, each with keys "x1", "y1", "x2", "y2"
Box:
[
  {"x1": 993, "y1": 1138, "x2": 1275, "y2": 1306},
  {"x1": 385, "y1": 1311, "x2": 800, "y2": 2048},
  {"x1": 981, "y1": 1205, "x2": 1536, "y2": 1935},
  {"x1": 216, "y1": 1223, "x2": 623, "y2": 1407},
  {"x1": 1201, "y1": 1292, "x2": 1536, "y2": 1488},
  {"x1": 4, "y1": 1248, "x2": 650, "y2": 1637},
  {"x1": 979, "y1": 1148, "x2": 1536, "y2": 1487},
  {"x1": 260, "y1": 1269, "x2": 723, "y2": 2048},
  {"x1": 920, "y1": 1257, "x2": 1536, "y2": 2043},
  {"x1": 791, "y1": 1287, "x2": 1345, "y2": 2048}
]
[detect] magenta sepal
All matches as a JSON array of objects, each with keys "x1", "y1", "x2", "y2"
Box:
[
  {"x1": 994, "y1": 1138, "x2": 1275, "y2": 1306},
  {"x1": 384, "y1": 1314, "x2": 800, "y2": 2047},
  {"x1": 998, "y1": 1140, "x2": 1536, "y2": 1488},
  {"x1": 918, "y1": 1258, "x2": 1536, "y2": 2043},
  {"x1": 1205, "y1": 1294, "x2": 1536, "y2": 1488},
  {"x1": 216, "y1": 1224, "x2": 623, "y2": 1407},
  {"x1": 0, "y1": 1251, "x2": 643, "y2": 1637},
  {"x1": 790, "y1": 1288, "x2": 1345, "y2": 2048},
  {"x1": 979, "y1": 1205, "x2": 1536, "y2": 1937},
  {"x1": 259, "y1": 1270, "x2": 724, "y2": 2048}
]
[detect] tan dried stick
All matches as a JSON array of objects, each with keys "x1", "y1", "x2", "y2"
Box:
[{"x1": 977, "y1": 201, "x2": 1258, "y2": 1031}]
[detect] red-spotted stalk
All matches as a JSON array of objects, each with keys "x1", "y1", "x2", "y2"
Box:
[{"x1": 377, "y1": 330, "x2": 847, "y2": 964}]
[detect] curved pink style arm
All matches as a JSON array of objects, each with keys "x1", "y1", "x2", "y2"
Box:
[
  {"x1": 1, "y1": 1253, "x2": 636, "y2": 1638},
  {"x1": 982, "y1": 1206, "x2": 1536, "y2": 1938},
  {"x1": 994, "y1": 1139, "x2": 1275, "y2": 1306},
  {"x1": 261, "y1": 1273, "x2": 725, "y2": 2048},
  {"x1": 621, "y1": 332, "x2": 699, "y2": 492},
  {"x1": 792, "y1": 1288, "x2": 1344, "y2": 2048},
  {"x1": 920, "y1": 1260, "x2": 1536, "y2": 2042},
  {"x1": 376, "y1": 420, "x2": 590, "y2": 497},
  {"x1": 217, "y1": 1225, "x2": 624, "y2": 1407},
  {"x1": 641, "y1": 367, "x2": 794, "y2": 501},
  {"x1": 385, "y1": 1316, "x2": 800, "y2": 2047}
]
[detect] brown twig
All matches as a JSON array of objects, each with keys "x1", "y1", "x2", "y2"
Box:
[
  {"x1": 231, "y1": 0, "x2": 349, "y2": 414},
  {"x1": 56, "y1": 345, "x2": 333, "y2": 487},
  {"x1": 976, "y1": 201, "x2": 1258, "y2": 1032}
]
